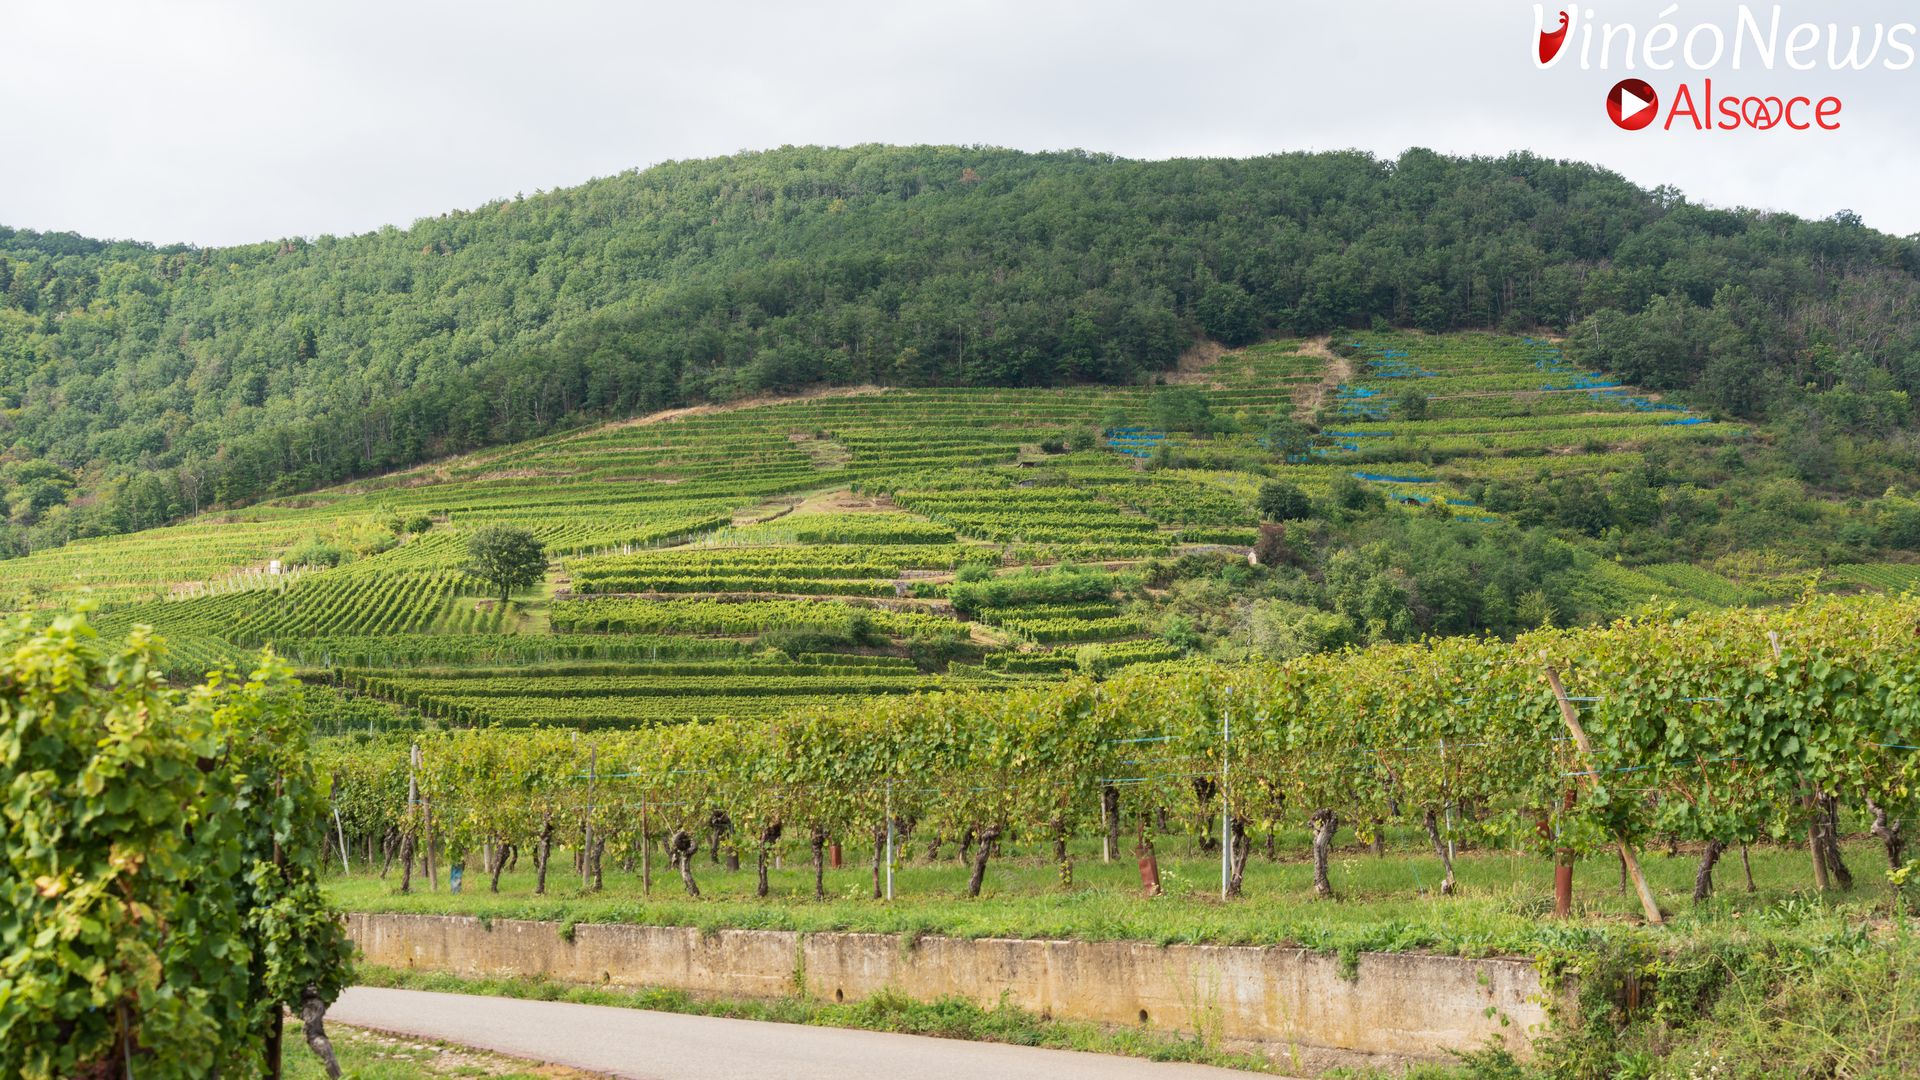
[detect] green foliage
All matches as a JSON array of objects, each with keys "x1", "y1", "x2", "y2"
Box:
[
  {"x1": 1876, "y1": 496, "x2": 1920, "y2": 550},
  {"x1": 1312, "y1": 516, "x2": 1581, "y2": 640},
  {"x1": 314, "y1": 595, "x2": 1917, "y2": 1075},
  {"x1": 0, "y1": 615, "x2": 245, "y2": 1076},
  {"x1": 0, "y1": 614, "x2": 348, "y2": 1078},
  {"x1": 760, "y1": 609, "x2": 888, "y2": 655},
  {"x1": 1533, "y1": 925, "x2": 1920, "y2": 1080},
  {"x1": 7, "y1": 145, "x2": 1920, "y2": 563},
  {"x1": 318, "y1": 592, "x2": 1920, "y2": 893},
  {"x1": 1396, "y1": 388, "x2": 1429, "y2": 420},
  {"x1": 954, "y1": 562, "x2": 994, "y2": 584},
  {"x1": 1247, "y1": 600, "x2": 1357, "y2": 660},
  {"x1": 1330, "y1": 475, "x2": 1383, "y2": 513},
  {"x1": 16, "y1": 327, "x2": 1920, "y2": 752},
  {"x1": 464, "y1": 525, "x2": 548, "y2": 603},
  {"x1": 946, "y1": 564, "x2": 1120, "y2": 614},
  {"x1": 209, "y1": 658, "x2": 354, "y2": 1051},
  {"x1": 551, "y1": 596, "x2": 958, "y2": 638},
  {"x1": 1255, "y1": 481, "x2": 1312, "y2": 522},
  {"x1": 1157, "y1": 613, "x2": 1202, "y2": 651},
  {"x1": 1263, "y1": 415, "x2": 1315, "y2": 463},
  {"x1": 1147, "y1": 388, "x2": 1219, "y2": 434},
  {"x1": 286, "y1": 534, "x2": 346, "y2": 568}
]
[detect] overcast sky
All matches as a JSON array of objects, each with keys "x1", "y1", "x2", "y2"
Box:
[{"x1": 4, "y1": 0, "x2": 1917, "y2": 246}]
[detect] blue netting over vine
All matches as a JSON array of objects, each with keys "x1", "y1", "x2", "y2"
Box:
[
  {"x1": 1104, "y1": 428, "x2": 1171, "y2": 458},
  {"x1": 1352, "y1": 471, "x2": 1436, "y2": 484}
]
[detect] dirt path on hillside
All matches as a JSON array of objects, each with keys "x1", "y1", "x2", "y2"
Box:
[
  {"x1": 1164, "y1": 339, "x2": 1228, "y2": 386},
  {"x1": 1295, "y1": 337, "x2": 1350, "y2": 422},
  {"x1": 610, "y1": 385, "x2": 888, "y2": 430}
]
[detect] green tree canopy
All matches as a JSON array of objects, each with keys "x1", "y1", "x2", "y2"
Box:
[
  {"x1": 1, "y1": 146, "x2": 1919, "y2": 560},
  {"x1": 1256, "y1": 481, "x2": 1313, "y2": 522},
  {"x1": 464, "y1": 524, "x2": 548, "y2": 603},
  {"x1": 1263, "y1": 414, "x2": 1316, "y2": 462}
]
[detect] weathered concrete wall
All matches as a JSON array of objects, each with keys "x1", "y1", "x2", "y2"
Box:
[{"x1": 347, "y1": 913, "x2": 1549, "y2": 1067}]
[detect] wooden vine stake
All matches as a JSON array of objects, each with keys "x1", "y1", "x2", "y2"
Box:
[
  {"x1": 583, "y1": 744, "x2": 597, "y2": 892},
  {"x1": 1544, "y1": 665, "x2": 1664, "y2": 925},
  {"x1": 414, "y1": 742, "x2": 436, "y2": 892}
]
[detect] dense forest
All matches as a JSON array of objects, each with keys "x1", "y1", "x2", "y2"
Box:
[{"x1": 1, "y1": 144, "x2": 1917, "y2": 554}]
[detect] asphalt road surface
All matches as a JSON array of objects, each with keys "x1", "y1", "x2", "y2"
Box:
[{"x1": 328, "y1": 986, "x2": 1271, "y2": 1079}]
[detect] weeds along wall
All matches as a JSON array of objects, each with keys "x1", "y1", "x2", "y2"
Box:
[{"x1": 317, "y1": 595, "x2": 1920, "y2": 903}]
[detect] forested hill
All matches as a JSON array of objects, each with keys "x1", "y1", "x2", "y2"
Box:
[{"x1": 2, "y1": 144, "x2": 1918, "y2": 555}]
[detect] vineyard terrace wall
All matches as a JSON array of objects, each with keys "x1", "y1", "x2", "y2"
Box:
[{"x1": 346, "y1": 913, "x2": 1552, "y2": 1069}]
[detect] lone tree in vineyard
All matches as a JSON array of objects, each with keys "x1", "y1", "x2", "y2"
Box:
[{"x1": 464, "y1": 524, "x2": 548, "y2": 604}]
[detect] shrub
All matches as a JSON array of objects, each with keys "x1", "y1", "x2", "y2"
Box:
[
  {"x1": 948, "y1": 565, "x2": 1118, "y2": 614},
  {"x1": 1148, "y1": 388, "x2": 1217, "y2": 434},
  {"x1": 1330, "y1": 475, "x2": 1382, "y2": 513},
  {"x1": 1264, "y1": 416, "x2": 1315, "y2": 462},
  {"x1": 286, "y1": 534, "x2": 346, "y2": 568},
  {"x1": 1158, "y1": 614, "x2": 1202, "y2": 652},
  {"x1": 1252, "y1": 523, "x2": 1297, "y2": 567},
  {"x1": 1256, "y1": 481, "x2": 1312, "y2": 522},
  {"x1": 1878, "y1": 498, "x2": 1920, "y2": 550}
]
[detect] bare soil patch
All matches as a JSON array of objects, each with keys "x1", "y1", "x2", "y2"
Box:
[
  {"x1": 609, "y1": 385, "x2": 888, "y2": 430},
  {"x1": 1164, "y1": 338, "x2": 1229, "y2": 385},
  {"x1": 792, "y1": 489, "x2": 898, "y2": 515},
  {"x1": 1296, "y1": 337, "x2": 1351, "y2": 422}
]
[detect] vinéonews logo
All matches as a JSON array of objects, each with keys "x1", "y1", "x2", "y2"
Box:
[{"x1": 1533, "y1": 5, "x2": 1916, "y2": 131}]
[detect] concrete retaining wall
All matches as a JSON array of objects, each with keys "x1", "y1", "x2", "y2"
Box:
[{"x1": 347, "y1": 913, "x2": 1550, "y2": 1068}]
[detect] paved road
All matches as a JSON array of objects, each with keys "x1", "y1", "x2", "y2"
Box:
[{"x1": 329, "y1": 986, "x2": 1266, "y2": 1080}]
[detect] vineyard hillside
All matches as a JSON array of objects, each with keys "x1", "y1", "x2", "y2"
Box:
[{"x1": 5, "y1": 331, "x2": 1915, "y2": 731}]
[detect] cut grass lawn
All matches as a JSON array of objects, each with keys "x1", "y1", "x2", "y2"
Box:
[{"x1": 325, "y1": 831, "x2": 1912, "y2": 959}]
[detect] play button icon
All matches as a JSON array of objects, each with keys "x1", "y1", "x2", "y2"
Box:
[{"x1": 1608, "y1": 78, "x2": 1659, "y2": 130}]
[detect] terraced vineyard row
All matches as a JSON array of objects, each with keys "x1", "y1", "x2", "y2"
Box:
[
  {"x1": 547, "y1": 597, "x2": 961, "y2": 637},
  {"x1": 565, "y1": 544, "x2": 983, "y2": 595},
  {"x1": 96, "y1": 571, "x2": 477, "y2": 645}
]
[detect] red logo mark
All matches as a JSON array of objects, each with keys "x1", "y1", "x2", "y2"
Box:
[
  {"x1": 1539, "y1": 10, "x2": 1570, "y2": 64},
  {"x1": 1607, "y1": 78, "x2": 1660, "y2": 130}
]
